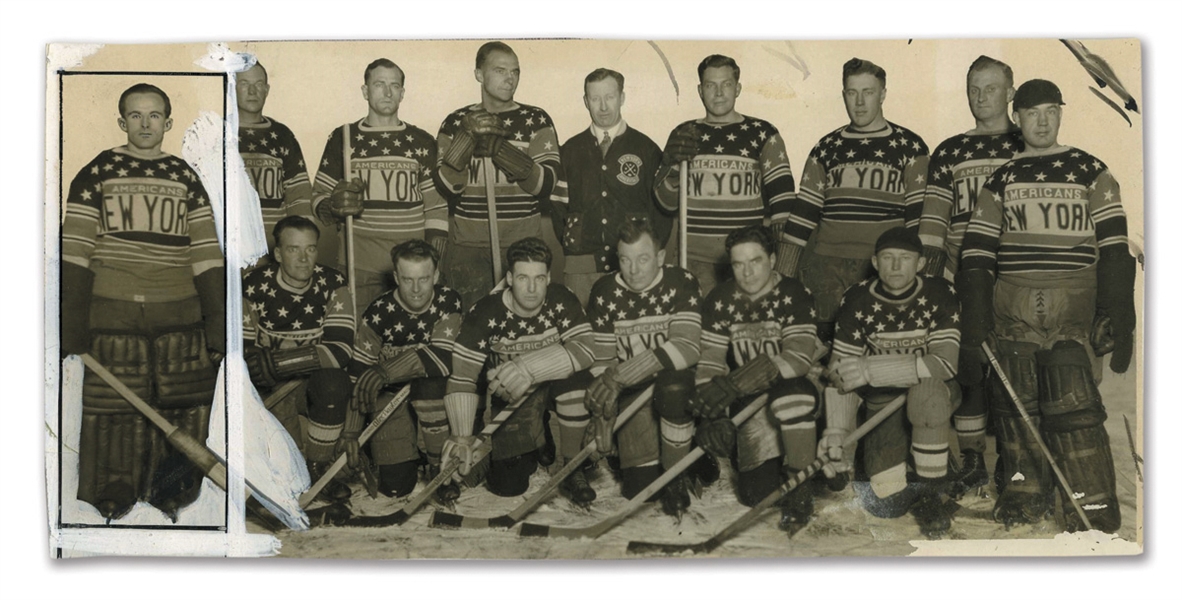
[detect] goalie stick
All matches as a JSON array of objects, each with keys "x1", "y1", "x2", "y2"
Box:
[
  {"x1": 430, "y1": 386, "x2": 655, "y2": 530},
  {"x1": 626, "y1": 391, "x2": 907, "y2": 555},
  {"x1": 517, "y1": 393, "x2": 770, "y2": 539}
]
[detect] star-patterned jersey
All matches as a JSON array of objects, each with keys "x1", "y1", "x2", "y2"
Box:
[
  {"x1": 242, "y1": 263, "x2": 355, "y2": 369},
  {"x1": 311, "y1": 120, "x2": 446, "y2": 273},
  {"x1": 960, "y1": 146, "x2": 1128, "y2": 288},
  {"x1": 918, "y1": 128, "x2": 1024, "y2": 277},
  {"x1": 436, "y1": 104, "x2": 564, "y2": 248},
  {"x1": 352, "y1": 285, "x2": 464, "y2": 379},
  {"x1": 63, "y1": 149, "x2": 223, "y2": 303},
  {"x1": 655, "y1": 116, "x2": 795, "y2": 265},
  {"x1": 699, "y1": 274, "x2": 819, "y2": 382},
  {"x1": 238, "y1": 117, "x2": 312, "y2": 249},
  {"x1": 785, "y1": 122, "x2": 930, "y2": 260},
  {"x1": 447, "y1": 284, "x2": 596, "y2": 397},
  {"x1": 830, "y1": 276, "x2": 960, "y2": 382},
  {"x1": 587, "y1": 267, "x2": 702, "y2": 375}
]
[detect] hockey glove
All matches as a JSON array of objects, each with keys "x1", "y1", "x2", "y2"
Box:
[
  {"x1": 487, "y1": 359, "x2": 533, "y2": 402},
  {"x1": 816, "y1": 427, "x2": 854, "y2": 478},
  {"x1": 60, "y1": 262, "x2": 94, "y2": 357},
  {"x1": 441, "y1": 130, "x2": 477, "y2": 172},
  {"x1": 583, "y1": 413, "x2": 616, "y2": 459},
  {"x1": 586, "y1": 366, "x2": 624, "y2": 419},
  {"x1": 695, "y1": 417, "x2": 737, "y2": 460},
  {"x1": 774, "y1": 242, "x2": 804, "y2": 278},
  {"x1": 690, "y1": 354, "x2": 782, "y2": 419},
  {"x1": 442, "y1": 434, "x2": 491, "y2": 485},
  {"x1": 353, "y1": 367, "x2": 389, "y2": 414},
  {"x1": 460, "y1": 109, "x2": 509, "y2": 139},
  {"x1": 661, "y1": 123, "x2": 701, "y2": 166},
  {"x1": 1096, "y1": 245, "x2": 1137, "y2": 374},
  {"x1": 489, "y1": 138, "x2": 538, "y2": 183},
  {"x1": 955, "y1": 268, "x2": 995, "y2": 384},
  {"x1": 244, "y1": 346, "x2": 279, "y2": 389},
  {"x1": 324, "y1": 177, "x2": 365, "y2": 221}
]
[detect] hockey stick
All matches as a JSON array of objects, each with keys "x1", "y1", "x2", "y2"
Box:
[
  {"x1": 627, "y1": 391, "x2": 907, "y2": 555},
  {"x1": 678, "y1": 159, "x2": 688, "y2": 269},
  {"x1": 484, "y1": 156, "x2": 503, "y2": 283},
  {"x1": 342, "y1": 125, "x2": 358, "y2": 311},
  {"x1": 262, "y1": 378, "x2": 304, "y2": 411},
  {"x1": 518, "y1": 393, "x2": 771, "y2": 540},
  {"x1": 298, "y1": 384, "x2": 412, "y2": 508},
  {"x1": 430, "y1": 386, "x2": 655, "y2": 530},
  {"x1": 982, "y1": 343, "x2": 1093, "y2": 530},
  {"x1": 343, "y1": 387, "x2": 531, "y2": 527}
]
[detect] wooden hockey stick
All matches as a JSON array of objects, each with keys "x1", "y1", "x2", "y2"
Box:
[
  {"x1": 342, "y1": 125, "x2": 358, "y2": 310},
  {"x1": 627, "y1": 391, "x2": 907, "y2": 555},
  {"x1": 678, "y1": 159, "x2": 688, "y2": 269},
  {"x1": 262, "y1": 379, "x2": 303, "y2": 411},
  {"x1": 343, "y1": 387, "x2": 531, "y2": 527},
  {"x1": 298, "y1": 384, "x2": 412, "y2": 508},
  {"x1": 982, "y1": 343, "x2": 1093, "y2": 530},
  {"x1": 430, "y1": 386, "x2": 655, "y2": 530},
  {"x1": 518, "y1": 393, "x2": 771, "y2": 540},
  {"x1": 484, "y1": 157, "x2": 503, "y2": 282}
]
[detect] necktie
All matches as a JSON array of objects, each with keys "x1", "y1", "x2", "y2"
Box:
[{"x1": 600, "y1": 130, "x2": 612, "y2": 158}]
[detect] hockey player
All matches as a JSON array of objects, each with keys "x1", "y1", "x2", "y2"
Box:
[
  {"x1": 959, "y1": 79, "x2": 1132, "y2": 533},
  {"x1": 242, "y1": 215, "x2": 356, "y2": 502},
  {"x1": 691, "y1": 225, "x2": 823, "y2": 531},
  {"x1": 917, "y1": 56, "x2": 1025, "y2": 498},
  {"x1": 554, "y1": 68, "x2": 672, "y2": 305},
  {"x1": 653, "y1": 54, "x2": 796, "y2": 295},
  {"x1": 237, "y1": 61, "x2": 313, "y2": 256},
  {"x1": 61, "y1": 83, "x2": 225, "y2": 520},
  {"x1": 442, "y1": 237, "x2": 598, "y2": 498},
  {"x1": 435, "y1": 41, "x2": 565, "y2": 309},
  {"x1": 311, "y1": 58, "x2": 447, "y2": 312},
  {"x1": 347, "y1": 239, "x2": 464, "y2": 501},
  {"x1": 825, "y1": 227, "x2": 961, "y2": 538},
  {"x1": 585, "y1": 219, "x2": 703, "y2": 516}
]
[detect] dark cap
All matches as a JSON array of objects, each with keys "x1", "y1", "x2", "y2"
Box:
[
  {"x1": 875, "y1": 226, "x2": 923, "y2": 255},
  {"x1": 1013, "y1": 79, "x2": 1065, "y2": 110}
]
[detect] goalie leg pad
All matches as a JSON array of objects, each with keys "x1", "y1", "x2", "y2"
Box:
[
  {"x1": 616, "y1": 389, "x2": 660, "y2": 470},
  {"x1": 370, "y1": 393, "x2": 419, "y2": 466},
  {"x1": 83, "y1": 332, "x2": 152, "y2": 413},
  {"x1": 769, "y1": 378, "x2": 819, "y2": 472},
  {"x1": 153, "y1": 328, "x2": 219, "y2": 409},
  {"x1": 490, "y1": 385, "x2": 548, "y2": 462},
  {"x1": 736, "y1": 458, "x2": 782, "y2": 507},
  {"x1": 147, "y1": 404, "x2": 212, "y2": 517},
  {"x1": 990, "y1": 340, "x2": 1041, "y2": 418},
  {"x1": 77, "y1": 411, "x2": 153, "y2": 513},
  {"x1": 304, "y1": 369, "x2": 351, "y2": 463},
  {"x1": 994, "y1": 414, "x2": 1051, "y2": 501}
]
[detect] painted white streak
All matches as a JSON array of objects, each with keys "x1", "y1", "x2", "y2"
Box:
[
  {"x1": 909, "y1": 530, "x2": 1140, "y2": 557},
  {"x1": 45, "y1": 43, "x2": 102, "y2": 71},
  {"x1": 55, "y1": 528, "x2": 280, "y2": 559}
]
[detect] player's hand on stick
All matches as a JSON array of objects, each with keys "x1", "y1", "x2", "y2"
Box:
[
  {"x1": 583, "y1": 414, "x2": 616, "y2": 459},
  {"x1": 463, "y1": 109, "x2": 509, "y2": 158},
  {"x1": 816, "y1": 427, "x2": 854, "y2": 477},
  {"x1": 689, "y1": 377, "x2": 741, "y2": 419},
  {"x1": 662, "y1": 123, "x2": 700, "y2": 166},
  {"x1": 695, "y1": 417, "x2": 737, "y2": 460},
  {"x1": 335, "y1": 429, "x2": 362, "y2": 470},
  {"x1": 828, "y1": 357, "x2": 871, "y2": 393},
  {"x1": 353, "y1": 367, "x2": 388, "y2": 413},
  {"x1": 244, "y1": 346, "x2": 278, "y2": 390},
  {"x1": 442, "y1": 435, "x2": 488, "y2": 484},
  {"x1": 586, "y1": 368, "x2": 623, "y2": 419},
  {"x1": 328, "y1": 177, "x2": 365, "y2": 219},
  {"x1": 488, "y1": 359, "x2": 533, "y2": 401}
]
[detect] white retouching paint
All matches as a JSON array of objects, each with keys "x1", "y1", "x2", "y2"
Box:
[{"x1": 909, "y1": 529, "x2": 1140, "y2": 557}]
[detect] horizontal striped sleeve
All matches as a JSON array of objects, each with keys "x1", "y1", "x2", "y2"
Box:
[
  {"x1": 784, "y1": 148, "x2": 827, "y2": 247},
  {"x1": 310, "y1": 125, "x2": 346, "y2": 218},
  {"x1": 903, "y1": 154, "x2": 931, "y2": 230},
  {"x1": 761, "y1": 131, "x2": 796, "y2": 226},
  {"x1": 920, "y1": 287, "x2": 961, "y2": 381},
  {"x1": 319, "y1": 285, "x2": 355, "y2": 368},
  {"x1": 555, "y1": 291, "x2": 597, "y2": 372},
  {"x1": 523, "y1": 119, "x2": 562, "y2": 200},
  {"x1": 242, "y1": 296, "x2": 260, "y2": 346},
  {"x1": 697, "y1": 329, "x2": 731, "y2": 382},
  {"x1": 778, "y1": 322, "x2": 819, "y2": 379},
  {"x1": 959, "y1": 175, "x2": 1006, "y2": 273},
  {"x1": 350, "y1": 318, "x2": 382, "y2": 377},
  {"x1": 418, "y1": 311, "x2": 461, "y2": 378},
  {"x1": 187, "y1": 201, "x2": 224, "y2": 277},
  {"x1": 830, "y1": 288, "x2": 867, "y2": 362},
  {"x1": 62, "y1": 161, "x2": 102, "y2": 268},
  {"x1": 918, "y1": 149, "x2": 956, "y2": 249},
  {"x1": 419, "y1": 144, "x2": 449, "y2": 240},
  {"x1": 1090, "y1": 170, "x2": 1128, "y2": 249},
  {"x1": 279, "y1": 124, "x2": 313, "y2": 217},
  {"x1": 446, "y1": 302, "x2": 494, "y2": 396},
  {"x1": 654, "y1": 310, "x2": 702, "y2": 371}
]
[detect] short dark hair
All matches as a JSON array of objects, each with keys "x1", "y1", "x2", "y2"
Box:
[
  {"x1": 476, "y1": 41, "x2": 516, "y2": 69},
  {"x1": 725, "y1": 225, "x2": 776, "y2": 257},
  {"x1": 617, "y1": 217, "x2": 662, "y2": 248},
  {"x1": 272, "y1": 215, "x2": 320, "y2": 248},
  {"x1": 967, "y1": 55, "x2": 1014, "y2": 88},
  {"x1": 843, "y1": 58, "x2": 886, "y2": 88},
  {"x1": 390, "y1": 238, "x2": 440, "y2": 270},
  {"x1": 119, "y1": 83, "x2": 172, "y2": 118},
  {"x1": 585, "y1": 68, "x2": 624, "y2": 93},
  {"x1": 698, "y1": 54, "x2": 741, "y2": 83},
  {"x1": 506, "y1": 237, "x2": 552, "y2": 272},
  {"x1": 364, "y1": 58, "x2": 404, "y2": 85}
]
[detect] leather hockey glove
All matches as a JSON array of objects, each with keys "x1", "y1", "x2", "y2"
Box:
[
  {"x1": 245, "y1": 345, "x2": 321, "y2": 390},
  {"x1": 461, "y1": 109, "x2": 509, "y2": 139},
  {"x1": 60, "y1": 262, "x2": 95, "y2": 357},
  {"x1": 354, "y1": 350, "x2": 428, "y2": 412},
  {"x1": 921, "y1": 246, "x2": 947, "y2": 279},
  {"x1": 690, "y1": 354, "x2": 781, "y2": 419},
  {"x1": 1096, "y1": 245, "x2": 1137, "y2": 373},
  {"x1": 442, "y1": 434, "x2": 491, "y2": 484},
  {"x1": 244, "y1": 346, "x2": 279, "y2": 389},
  {"x1": 955, "y1": 268, "x2": 995, "y2": 385},
  {"x1": 661, "y1": 123, "x2": 701, "y2": 166},
  {"x1": 695, "y1": 417, "x2": 737, "y2": 460},
  {"x1": 489, "y1": 138, "x2": 538, "y2": 183},
  {"x1": 586, "y1": 366, "x2": 624, "y2": 420},
  {"x1": 583, "y1": 413, "x2": 616, "y2": 459},
  {"x1": 817, "y1": 389, "x2": 859, "y2": 477},
  {"x1": 774, "y1": 241, "x2": 804, "y2": 279},
  {"x1": 441, "y1": 130, "x2": 477, "y2": 172},
  {"x1": 335, "y1": 407, "x2": 364, "y2": 469},
  {"x1": 353, "y1": 367, "x2": 388, "y2": 414},
  {"x1": 323, "y1": 177, "x2": 365, "y2": 221}
]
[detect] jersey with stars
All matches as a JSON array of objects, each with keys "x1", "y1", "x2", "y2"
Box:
[
  {"x1": 311, "y1": 120, "x2": 446, "y2": 274},
  {"x1": 435, "y1": 104, "x2": 564, "y2": 248},
  {"x1": 352, "y1": 285, "x2": 463, "y2": 379},
  {"x1": 831, "y1": 276, "x2": 960, "y2": 382},
  {"x1": 63, "y1": 149, "x2": 223, "y2": 303},
  {"x1": 960, "y1": 146, "x2": 1128, "y2": 287},
  {"x1": 239, "y1": 117, "x2": 312, "y2": 242},
  {"x1": 655, "y1": 117, "x2": 795, "y2": 264},
  {"x1": 242, "y1": 263, "x2": 355, "y2": 369},
  {"x1": 447, "y1": 284, "x2": 596, "y2": 397},
  {"x1": 786, "y1": 122, "x2": 930, "y2": 260},
  {"x1": 587, "y1": 266, "x2": 703, "y2": 373},
  {"x1": 699, "y1": 274, "x2": 819, "y2": 381},
  {"x1": 918, "y1": 129, "x2": 1024, "y2": 276}
]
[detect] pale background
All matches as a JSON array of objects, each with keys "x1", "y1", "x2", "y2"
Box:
[{"x1": 8, "y1": 0, "x2": 1179, "y2": 598}]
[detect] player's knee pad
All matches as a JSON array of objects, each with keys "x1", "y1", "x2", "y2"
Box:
[
  {"x1": 153, "y1": 328, "x2": 219, "y2": 409},
  {"x1": 620, "y1": 464, "x2": 661, "y2": 500},
  {"x1": 654, "y1": 369, "x2": 695, "y2": 422},
  {"x1": 378, "y1": 461, "x2": 419, "y2": 498},
  {"x1": 905, "y1": 378, "x2": 954, "y2": 430},
  {"x1": 1036, "y1": 340, "x2": 1105, "y2": 430},
  {"x1": 991, "y1": 340, "x2": 1040, "y2": 417},
  {"x1": 486, "y1": 452, "x2": 538, "y2": 498},
  {"x1": 306, "y1": 368, "x2": 351, "y2": 424},
  {"x1": 736, "y1": 458, "x2": 782, "y2": 507},
  {"x1": 83, "y1": 332, "x2": 152, "y2": 413},
  {"x1": 768, "y1": 377, "x2": 820, "y2": 426}
]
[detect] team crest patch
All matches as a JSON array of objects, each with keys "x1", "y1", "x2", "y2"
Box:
[{"x1": 617, "y1": 154, "x2": 642, "y2": 185}]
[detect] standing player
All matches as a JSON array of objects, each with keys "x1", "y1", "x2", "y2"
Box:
[
  {"x1": 435, "y1": 41, "x2": 564, "y2": 309},
  {"x1": 61, "y1": 83, "x2": 225, "y2": 520},
  {"x1": 554, "y1": 68, "x2": 671, "y2": 305},
  {"x1": 311, "y1": 58, "x2": 447, "y2": 312},
  {"x1": 348, "y1": 239, "x2": 464, "y2": 501},
  {"x1": 959, "y1": 80, "x2": 1132, "y2": 533},
  {"x1": 442, "y1": 238, "x2": 598, "y2": 498},
  {"x1": 653, "y1": 55, "x2": 796, "y2": 295},
  {"x1": 242, "y1": 216, "x2": 355, "y2": 502},
  {"x1": 237, "y1": 61, "x2": 313, "y2": 255},
  {"x1": 691, "y1": 225, "x2": 822, "y2": 531},
  {"x1": 585, "y1": 220, "x2": 703, "y2": 516},
  {"x1": 825, "y1": 227, "x2": 962, "y2": 539},
  {"x1": 917, "y1": 56, "x2": 1024, "y2": 498}
]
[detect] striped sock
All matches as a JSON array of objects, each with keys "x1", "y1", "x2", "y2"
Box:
[
  {"x1": 554, "y1": 388, "x2": 591, "y2": 462},
  {"x1": 413, "y1": 398, "x2": 449, "y2": 466},
  {"x1": 954, "y1": 414, "x2": 987, "y2": 455},
  {"x1": 305, "y1": 418, "x2": 343, "y2": 463},
  {"x1": 660, "y1": 418, "x2": 694, "y2": 470},
  {"x1": 912, "y1": 425, "x2": 950, "y2": 480}
]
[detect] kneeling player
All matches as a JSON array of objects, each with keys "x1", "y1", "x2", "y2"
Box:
[
  {"x1": 825, "y1": 227, "x2": 961, "y2": 538},
  {"x1": 348, "y1": 240, "x2": 463, "y2": 500},
  {"x1": 690, "y1": 225, "x2": 823, "y2": 531},
  {"x1": 442, "y1": 238, "x2": 597, "y2": 498}
]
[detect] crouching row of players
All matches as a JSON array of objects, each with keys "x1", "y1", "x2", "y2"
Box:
[{"x1": 243, "y1": 215, "x2": 1116, "y2": 538}]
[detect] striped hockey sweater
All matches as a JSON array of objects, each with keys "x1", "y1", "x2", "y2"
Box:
[
  {"x1": 239, "y1": 117, "x2": 312, "y2": 247},
  {"x1": 242, "y1": 263, "x2": 355, "y2": 369},
  {"x1": 352, "y1": 285, "x2": 463, "y2": 379}
]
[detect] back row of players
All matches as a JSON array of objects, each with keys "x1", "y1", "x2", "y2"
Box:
[{"x1": 65, "y1": 40, "x2": 1132, "y2": 537}]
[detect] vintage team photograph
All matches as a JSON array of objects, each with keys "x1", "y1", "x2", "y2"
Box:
[{"x1": 45, "y1": 36, "x2": 1143, "y2": 560}]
